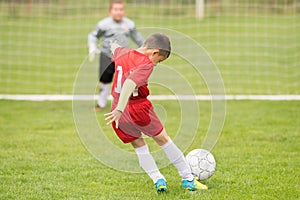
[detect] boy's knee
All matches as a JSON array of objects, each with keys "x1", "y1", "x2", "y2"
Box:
[
  {"x1": 153, "y1": 129, "x2": 169, "y2": 146},
  {"x1": 131, "y1": 138, "x2": 146, "y2": 148}
]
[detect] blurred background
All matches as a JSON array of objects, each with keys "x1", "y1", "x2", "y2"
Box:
[{"x1": 0, "y1": 0, "x2": 299, "y2": 95}]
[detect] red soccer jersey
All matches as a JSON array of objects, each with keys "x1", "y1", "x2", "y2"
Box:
[
  {"x1": 110, "y1": 47, "x2": 163, "y2": 143},
  {"x1": 111, "y1": 47, "x2": 154, "y2": 106}
]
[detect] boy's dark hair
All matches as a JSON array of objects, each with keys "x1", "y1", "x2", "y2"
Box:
[
  {"x1": 143, "y1": 33, "x2": 171, "y2": 58},
  {"x1": 109, "y1": 0, "x2": 124, "y2": 10}
]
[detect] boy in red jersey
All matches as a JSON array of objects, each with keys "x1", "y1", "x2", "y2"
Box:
[{"x1": 105, "y1": 33, "x2": 208, "y2": 193}]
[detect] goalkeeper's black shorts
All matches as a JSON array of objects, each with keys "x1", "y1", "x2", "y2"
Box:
[{"x1": 99, "y1": 52, "x2": 115, "y2": 83}]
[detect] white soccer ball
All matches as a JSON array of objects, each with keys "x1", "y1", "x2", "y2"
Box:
[{"x1": 186, "y1": 149, "x2": 216, "y2": 181}]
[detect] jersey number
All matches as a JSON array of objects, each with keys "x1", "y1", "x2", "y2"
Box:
[
  {"x1": 114, "y1": 66, "x2": 123, "y2": 93},
  {"x1": 114, "y1": 66, "x2": 138, "y2": 96}
]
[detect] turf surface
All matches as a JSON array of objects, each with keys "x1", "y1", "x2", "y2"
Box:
[{"x1": 1, "y1": 100, "x2": 299, "y2": 199}]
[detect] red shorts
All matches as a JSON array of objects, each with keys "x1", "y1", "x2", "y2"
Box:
[{"x1": 112, "y1": 99, "x2": 163, "y2": 143}]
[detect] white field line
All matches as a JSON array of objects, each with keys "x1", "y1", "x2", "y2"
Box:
[{"x1": 1, "y1": 94, "x2": 300, "y2": 101}]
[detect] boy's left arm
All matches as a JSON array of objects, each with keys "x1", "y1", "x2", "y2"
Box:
[{"x1": 104, "y1": 79, "x2": 136, "y2": 128}]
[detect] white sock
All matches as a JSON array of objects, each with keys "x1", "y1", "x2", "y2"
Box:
[
  {"x1": 97, "y1": 83, "x2": 110, "y2": 107},
  {"x1": 160, "y1": 138, "x2": 194, "y2": 181},
  {"x1": 134, "y1": 145, "x2": 166, "y2": 183}
]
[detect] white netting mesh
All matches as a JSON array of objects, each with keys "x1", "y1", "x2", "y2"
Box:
[{"x1": 0, "y1": 0, "x2": 299, "y2": 95}]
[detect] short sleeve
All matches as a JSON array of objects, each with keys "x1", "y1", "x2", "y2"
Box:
[{"x1": 112, "y1": 47, "x2": 129, "y2": 62}]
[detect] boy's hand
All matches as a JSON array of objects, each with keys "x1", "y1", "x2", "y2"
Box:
[
  {"x1": 110, "y1": 40, "x2": 121, "y2": 55},
  {"x1": 104, "y1": 109, "x2": 123, "y2": 128},
  {"x1": 88, "y1": 47, "x2": 100, "y2": 62}
]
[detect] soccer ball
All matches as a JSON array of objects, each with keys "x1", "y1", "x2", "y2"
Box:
[{"x1": 186, "y1": 149, "x2": 216, "y2": 181}]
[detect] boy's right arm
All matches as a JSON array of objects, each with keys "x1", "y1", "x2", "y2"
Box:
[
  {"x1": 110, "y1": 40, "x2": 121, "y2": 55},
  {"x1": 87, "y1": 22, "x2": 103, "y2": 62},
  {"x1": 87, "y1": 30, "x2": 100, "y2": 62}
]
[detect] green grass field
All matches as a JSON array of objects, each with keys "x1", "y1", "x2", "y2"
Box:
[{"x1": 1, "y1": 100, "x2": 299, "y2": 199}]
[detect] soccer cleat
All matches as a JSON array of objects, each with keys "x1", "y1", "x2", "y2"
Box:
[
  {"x1": 93, "y1": 105, "x2": 104, "y2": 111},
  {"x1": 182, "y1": 178, "x2": 208, "y2": 191},
  {"x1": 155, "y1": 178, "x2": 167, "y2": 193}
]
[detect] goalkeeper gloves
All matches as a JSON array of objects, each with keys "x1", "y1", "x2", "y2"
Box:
[{"x1": 88, "y1": 47, "x2": 100, "y2": 62}]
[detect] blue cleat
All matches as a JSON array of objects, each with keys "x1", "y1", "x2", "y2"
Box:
[
  {"x1": 155, "y1": 178, "x2": 167, "y2": 193},
  {"x1": 182, "y1": 178, "x2": 208, "y2": 191}
]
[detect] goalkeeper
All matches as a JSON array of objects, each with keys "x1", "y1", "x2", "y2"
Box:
[{"x1": 87, "y1": 0, "x2": 144, "y2": 111}]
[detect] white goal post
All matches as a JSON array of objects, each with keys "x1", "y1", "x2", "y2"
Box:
[{"x1": 196, "y1": 0, "x2": 205, "y2": 19}]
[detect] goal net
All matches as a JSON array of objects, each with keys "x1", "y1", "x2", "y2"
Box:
[{"x1": 0, "y1": 0, "x2": 299, "y2": 96}]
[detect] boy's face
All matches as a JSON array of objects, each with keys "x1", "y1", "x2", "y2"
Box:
[
  {"x1": 109, "y1": 3, "x2": 125, "y2": 22},
  {"x1": 149, "y1": 50, "x2": 168, "y2": 66}
]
